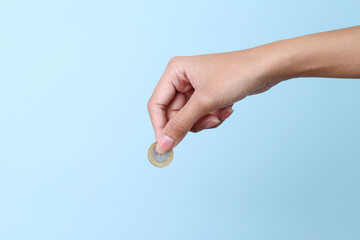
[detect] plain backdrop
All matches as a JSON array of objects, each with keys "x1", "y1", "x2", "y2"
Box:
[{"x1": 0, "y1": 0, "x2": 359, "y2": 239}]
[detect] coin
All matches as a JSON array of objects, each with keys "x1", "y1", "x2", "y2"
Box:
[{"x1": 148, "y1": 142, "x2": 173, "y2": 167}]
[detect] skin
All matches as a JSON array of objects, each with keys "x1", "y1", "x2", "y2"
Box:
[{"x1": 148, "y1": 26, "x2": 360, "y2": 154}]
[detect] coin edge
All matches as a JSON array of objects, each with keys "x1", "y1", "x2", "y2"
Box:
[{"x1": 148, "y1": 142, "x2": 173, "y2": 167}]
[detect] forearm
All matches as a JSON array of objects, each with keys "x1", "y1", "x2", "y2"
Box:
[
  {"x1": 260, "y1": 26, "x2": 360, "y2": 83},
  {"x1": 149, "y1": 26, "x2": 360, "y2": 152}
]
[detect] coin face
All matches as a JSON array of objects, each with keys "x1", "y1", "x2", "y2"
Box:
[{"x1": 148, "y1": 142, "x2": 173, "y2": 167}]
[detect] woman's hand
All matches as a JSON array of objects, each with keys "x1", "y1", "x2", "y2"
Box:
[
  {"x1": 147, "y1": 49, "x2": 278, "y2": 153},
  {"x1": 148, "y1": 26, "x2": 360, "y2": 154}
]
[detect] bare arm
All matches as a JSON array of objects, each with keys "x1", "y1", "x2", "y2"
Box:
[
  {"x1": 266, "y1": 26, "x2": 360, "y2": 82},
  {"x1": 148, "y1": 26, "x2": 360, "y2": 153}
]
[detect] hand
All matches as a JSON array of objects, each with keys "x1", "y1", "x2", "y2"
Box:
[
  {"x1": 148, "y1": 26, "x2": 360, "y2": 154},
  {"x1": 147, "y1": 49, "x2": 278, "y2": 153}
]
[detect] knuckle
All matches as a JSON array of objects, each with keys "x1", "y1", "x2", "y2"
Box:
[
  {"x1": 167, "y1": 56, "x2": 183, "y2": 68},
  {"x1": 147, "y1": 99, "x2": 153, "y2": 112}
]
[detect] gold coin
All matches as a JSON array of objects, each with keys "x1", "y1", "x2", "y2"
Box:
[{"x1": 148, "y1": 142, "x2": 173, "y2": 167}]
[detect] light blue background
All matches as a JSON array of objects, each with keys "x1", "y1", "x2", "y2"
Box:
[{"x1": 0, "y1": 0, "x2": 359, "y2": 239}]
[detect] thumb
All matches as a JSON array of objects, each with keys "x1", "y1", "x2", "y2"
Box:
[{"x1": 156, "y1": 94, "x2": 209, "y2": 153}]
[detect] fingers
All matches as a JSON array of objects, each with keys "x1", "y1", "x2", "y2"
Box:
[
  {"x1": 190, "y1": 106, "x2": 234, "y2": 132},
  {"x1": 166, "y1": 92, "x2": 187, "y2": 120},
  {"x1": 217, "y1": 105, "x2": 234, "y2": 122},
  {"x1": 190, "y1": 114, "x2": 220, "y2": 132},
  {"x1": 166, "y1": 94, "x2": 234, "y2": 133},
  {"x1": 147, "y1": 71, "x2": 177, "y2": 141},
  {"x1": 156, "y1": 93, "x2": 209, "y2": 153}
]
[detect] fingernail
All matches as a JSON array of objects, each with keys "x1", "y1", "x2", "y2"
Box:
[
  {"x1": 205, "y1": 119, "x2": 220, "y2": 129},
  {"x1": 221, "y1": 108, "x2": 234, "y2": 121},
  {"x1": 156, "y1": 135, "x2": 175, "y2": 154}
]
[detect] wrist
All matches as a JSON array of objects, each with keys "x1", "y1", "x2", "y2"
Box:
[{"x1": 255, "y1": 38, "x2": 320, "y2": 84}]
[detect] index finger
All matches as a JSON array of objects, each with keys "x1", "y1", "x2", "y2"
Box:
[{"x1": 147, "y1": 71, "x2": 176, "y2": 141}]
